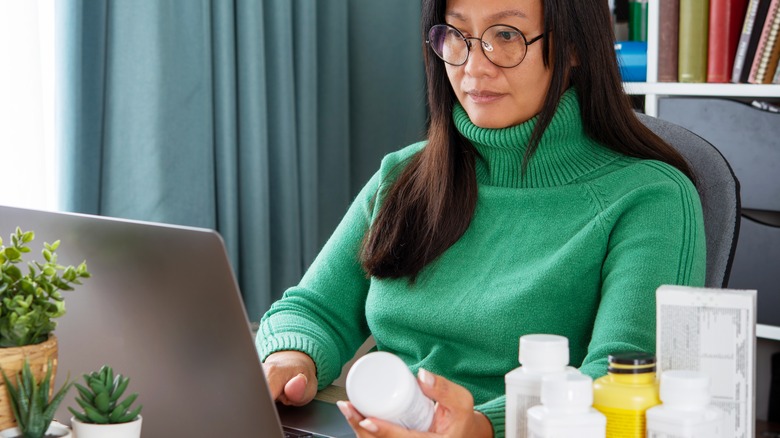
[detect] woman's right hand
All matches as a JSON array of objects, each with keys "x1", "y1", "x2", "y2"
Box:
[{"x1": 262, "y1": 350, "x2": 319, "y2": 406}]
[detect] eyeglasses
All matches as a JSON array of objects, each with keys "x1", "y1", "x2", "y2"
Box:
[{"x1": 426, "y1": 24, "x2": 545, "y2": 68}]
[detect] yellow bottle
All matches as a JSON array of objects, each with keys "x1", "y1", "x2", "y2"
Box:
[{"x1": 592, "y1": 352, "x2": 660, "y2": 438}]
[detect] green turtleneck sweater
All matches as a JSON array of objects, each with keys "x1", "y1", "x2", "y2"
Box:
[{"x1": 257, "y1": 90, "x2": 706, "y2": 437}]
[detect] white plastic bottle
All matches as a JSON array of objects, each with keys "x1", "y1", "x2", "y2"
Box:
[
  {"x1": 345, "y1": 351, "x2": 434, "y2": 431},
  {"x1": 505, "y1": 334, "x2": 577, "y2": 438},
  {"x1": 527, "y1": 373, "x2": 607, "y2": 438},
  {"x1": 646, "y1": 370, "x2": 724, "y2": 438}
]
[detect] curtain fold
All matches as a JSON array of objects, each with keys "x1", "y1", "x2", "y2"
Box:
[{"x1": 57, "y1": 0, "x2": 425, "y2": 321}]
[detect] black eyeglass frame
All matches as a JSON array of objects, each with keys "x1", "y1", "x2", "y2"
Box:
[{"x1": 426, "y1": 23, "x2": 545, "y2": 69}]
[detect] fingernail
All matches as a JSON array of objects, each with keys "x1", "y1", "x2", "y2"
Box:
[
  {"x1": 336, "y1": 401, "x2": 353, "y2": 420},
  {"x1": 296, "y1": 373, "x2": 308, "y2": 384},
  {"x1": 418, "y1": 368, "x2": 434, "y2": 387},
  {"x1": 360, "y1": 419, "x2": 379, "y2": 433}
]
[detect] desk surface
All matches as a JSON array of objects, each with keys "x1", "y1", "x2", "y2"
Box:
[
  {"x1": 320, "y1": 385, "x2": 780, "y2": 436},
  {"x1": 316, "y1": 385, "x2": 348, "y2": 404},
  {"x1": 758, "y1": 419, "x2": 780, "y2": 437}
]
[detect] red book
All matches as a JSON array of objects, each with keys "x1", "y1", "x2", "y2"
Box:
[{"x1": 708, "y1": 0, "x2": 750, "y2": 82}]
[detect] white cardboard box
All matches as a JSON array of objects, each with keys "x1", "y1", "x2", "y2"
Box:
[{"x1": 656, "y1": 285, "x2": 757, "y2": 438}]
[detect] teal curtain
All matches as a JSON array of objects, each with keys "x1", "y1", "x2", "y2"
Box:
[{"x1": 56, "y1": 0, "x2": 426, "y2": 322}]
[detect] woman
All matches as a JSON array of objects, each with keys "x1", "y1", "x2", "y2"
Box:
[{"x1": 257, "y1": 0, "x2": 706, "y2": 436}]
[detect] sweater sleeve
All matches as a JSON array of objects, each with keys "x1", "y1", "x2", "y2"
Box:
[
  {"x1": 256, "y1": 170, "x2": 380, "y2": 389},
  {"x1": 579, "y1": 162, "x2": 706, "y2": 378},
  {"x1": 475, "y1": 396, "x2": 506, "y2": 438}
]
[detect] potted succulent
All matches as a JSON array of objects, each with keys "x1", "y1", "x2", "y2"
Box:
[
  {"x1": 68, "y1": 366, "x2": 142, "y2": 438},
  {"x1": 0, "y1": 359, "x2": 72, "y2": 438},
  {"x1": 0, "y1": 227, "x2": 90, "y2": 430}
]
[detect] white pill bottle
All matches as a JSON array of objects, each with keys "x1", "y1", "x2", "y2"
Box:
[
  {"x1": 505, "y1": 334, "x2": 577, "y2": 438},
  {"x1": 345, "y1": 351, "x2": 435, "y2": 431},
  {"x1": 646, "y1": 370, "x2": 724, "y2": 438},
  {"x1": 527, "y1": 373, "x2": 606, "y2": 438}
]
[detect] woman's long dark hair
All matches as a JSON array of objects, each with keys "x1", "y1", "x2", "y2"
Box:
[{"x1": 360, "y1": 0, "x2": 695, "y2": 281}]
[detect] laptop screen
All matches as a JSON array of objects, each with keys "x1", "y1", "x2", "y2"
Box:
[{"x1": 0, "y1": 205, "x2": 286, "y2": 437}]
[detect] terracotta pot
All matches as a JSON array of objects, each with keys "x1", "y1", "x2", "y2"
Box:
[
  {"x1": 0, "y1": 335, "x2": 59, "y2": 430},
  {"x1": 70, "y1": 416, "x2": 142, "y2": 438}
]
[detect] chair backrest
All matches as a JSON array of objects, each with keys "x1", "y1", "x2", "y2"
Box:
[{"x1": 636, "y1": 112, "x2": 741, "y2": 288}]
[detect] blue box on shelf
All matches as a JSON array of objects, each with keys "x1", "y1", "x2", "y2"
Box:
[{"x1": 614, "y1": 41, "x2": 647, "y2": 82}]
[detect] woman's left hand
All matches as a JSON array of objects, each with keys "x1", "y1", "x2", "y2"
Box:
[{"x1": 336, "y1": 368, "x2": 494, "y2": 438}]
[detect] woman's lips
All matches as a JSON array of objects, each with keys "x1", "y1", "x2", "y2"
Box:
[{"x1": 466, "y1": 90, "x2": 506, "y2": 104}]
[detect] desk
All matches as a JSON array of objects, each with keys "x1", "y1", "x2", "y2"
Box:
[
  {"x1": 758, "y1": 420, "x2": 780, "y2": 437},
  {"x1": 321, "y1": 385, "x2": 780, "y2": 437},
  {"x1": 315, "y1": 385, "x2": 348, "y2": 404}
]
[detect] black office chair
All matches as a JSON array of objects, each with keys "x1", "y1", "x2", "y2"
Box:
[{"x1": 637, "y1": 112, "x2": 741, "y2": 288}]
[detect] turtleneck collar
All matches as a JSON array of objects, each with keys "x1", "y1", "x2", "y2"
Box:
[{"x1": 453, "y1": 88, "x2": 620, "y2": 188}]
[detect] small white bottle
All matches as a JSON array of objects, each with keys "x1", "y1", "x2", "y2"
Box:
[
  {"x1": 527, "y1": 373, "x2": 607, "y2": 438},
  {"x1": 345, "y1": 351, "x2": 434, "y2": 431},
  {"x1": 646, "y1": 370, "x2": 724, "y2": 438},
  {"x1": 505, "y1": 334, "x2": 577, "y2": 438}
]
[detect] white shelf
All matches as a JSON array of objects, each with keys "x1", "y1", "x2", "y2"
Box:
[
  {"x1": 757, "y1": 324, "x2": 780, "y2": 341},
  {"x1": 624, "y1": 82, "x2": 780, "y2": 97},
  {"x1": 628, "y1": 0, "x2": 780, "y2": 116}
]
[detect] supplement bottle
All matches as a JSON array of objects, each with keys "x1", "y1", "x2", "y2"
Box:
[
  {"x1": 345, "y1": 351, "x2": 434, "y2": 431},
  {"x1": 592, "y1": 352, "x2": 660, "y2": 438},
  {"x1": 505, "y1": 334, "x2": 577, "y2": 438},
  {"x1": 646, "y1": 370, "x2": 724, "y2": 437},
  {"x1": 527, "y1": 373, "x2": 606, "y2": 438}
]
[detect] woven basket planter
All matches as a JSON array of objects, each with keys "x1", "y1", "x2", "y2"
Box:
[{"x1": 0, "y1": 334, "x2": 59, "y2": 430}]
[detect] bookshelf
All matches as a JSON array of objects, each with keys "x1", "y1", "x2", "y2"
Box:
[
  {"x1": 622, "y1": 0, "x2": 780, "y2": 343},
  {"x1": 622, "y1": 0, "x2": 780, "y2": 117}
]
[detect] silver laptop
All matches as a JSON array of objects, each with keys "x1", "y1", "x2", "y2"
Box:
[{"x1": 0, "y1": 205, "x2": 354, "y2": 438}]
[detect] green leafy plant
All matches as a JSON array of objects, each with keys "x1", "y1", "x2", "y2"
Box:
[
  {"x1": 0, "y1": 227, "x2": 90, "y2": 347},
  {"x1": 69, "y1": 365, "x2": 142, "y2": 424},
  {"x1": 0, "y1": 359, "x2": 72, "y2": 438}
]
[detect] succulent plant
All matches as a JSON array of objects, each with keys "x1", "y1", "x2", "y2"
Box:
[
  {"x1": 69, "y1": 365, "x2": 142, "y2": 424},
  {"x1": 0, "y1": 359, "x2": 72, "y2": 438},
  {"x1": 0, "y1": 227, "x2": 91, "y2": 347}
]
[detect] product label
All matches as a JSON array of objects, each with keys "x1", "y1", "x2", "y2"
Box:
[
  {"x1": 647, "y1": 432, "x2": 685, "y2": 438},
  {"x1": 647, "y1": 420, "x2": 722, "y2": 438},
  {"x1": 514, "y1": 394, "x2": 540, "y2": 438},
  {"x1": 595, "y1": 405, "x2": 646, "y2": 438},
  {"x1": 398, "y1": 389, "x2": 435, "y2": 432}
]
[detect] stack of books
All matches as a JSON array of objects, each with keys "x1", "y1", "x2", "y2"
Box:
[{"x1": 657, "y1": 0, "x2": 780, "y2": 84}]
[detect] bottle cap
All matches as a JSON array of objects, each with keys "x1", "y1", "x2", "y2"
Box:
[
  {"x1": 519, "y1": 334, "x2": 569, "y2": 372},
  {"x1": 659, "y1": 370, "x2": 711, "y2": 407},
  {"x1": 607, "y1": 351, "x2": 656, "y2": 374},
  {"x1": 346, "y1": 351, "x2": 416, "y2": 419},
  {"x1": 540, "y1": 373, "x2": 593, "y2": 409}
]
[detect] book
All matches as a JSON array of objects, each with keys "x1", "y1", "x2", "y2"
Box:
[
  {"x1": 679, "y1": 0, "x2": 710, "y2": 82},
  {"x1": 732, "y1": 0, "x2": 773, "y2": 82},
  {"x1": 656, "y1": 285, "x2": 757, "y2": 438},
  {"x1": 763, "y1": 29, "x2": 780, "y2": 81},
  {"x1": 658, "y1": 0, "x2": 681, "y2": 81},
  {"x1": 629, "y1": 0, "x2": 649, "y2": 41},
  {"x1": 748, "y1": 0, "x2": 780, "y2": 82},
  {"x1": 707, "y1": 0, "x2": 750, "y2": 82},
  {"x1": 774, "y1": 54, "x2": 780, "y2": 81}
]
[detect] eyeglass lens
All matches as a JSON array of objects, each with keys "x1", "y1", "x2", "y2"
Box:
[{"x1": 428, "y1": 24, "x2": 529, "y2": 68}]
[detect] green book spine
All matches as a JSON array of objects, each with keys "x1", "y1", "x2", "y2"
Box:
[
  {"x1": 629, "y1": 0, "x2": 649, "y2": 41},
  {"x1": 679, "y1": 0, "x2": 710, "y2": 82}
]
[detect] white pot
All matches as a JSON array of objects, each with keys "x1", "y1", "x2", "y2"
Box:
[
  {"x1": 0, "y1": 421, "x2": 72, "y2": 437},
  {"x1": 70, "y1": 416, "x2": 142, "y2": 438}
]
